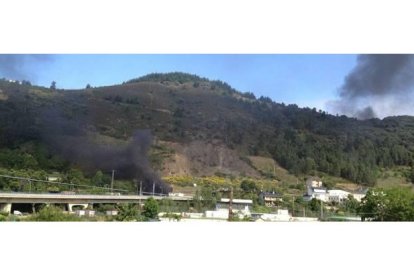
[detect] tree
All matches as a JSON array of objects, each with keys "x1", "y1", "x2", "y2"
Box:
[
  {"x1": 64, "y1": 168, "x2": 85, "y2": 185},
  {"x1": 91, "y1": 170, "x2": 105, "y2": 187},
  {"x1": 358, "y1": 189, "x2": 388, "y2": 221},
  {"x1": 343, "y1": 194, "x2": 360, "y2": 214},
  {"x1": 50, "y1": 81, "x2": 56, "y2": 90},
  {"x1": 240, "y1": 180, "x2": 258, "y2": 193},
  {"x1": 86, "y1": 84, "x2": 92, "y2": 89},
  {"x1": 359, "y1": 187, "x2": 414, "y2": 221},
  {"x1": 116, "y1": 203, "x2": 139, "y2": 221},
  {"x1": 142, "y1": 197, "x2": 159, "y2": 220},
  {"x1": 308, "y1": 198, "x2": 322, "y2": 212},
  {"x1": 200, "y1": 185, "x2": 217, "y2": 210},
  {"x1": 192, "y1": 189, "x2": 203, "y2": 212}
]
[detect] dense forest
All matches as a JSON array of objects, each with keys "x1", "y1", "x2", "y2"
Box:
[{"x1": 0, "y1": 73, "x2": 414, "y2": 189}]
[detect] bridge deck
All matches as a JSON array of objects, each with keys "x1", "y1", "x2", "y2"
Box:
[{"x1": 0, "y1": 192, "x2": 193, "y2": 204}]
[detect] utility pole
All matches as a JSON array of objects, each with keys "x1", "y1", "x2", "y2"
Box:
[
  {"x1": 152, "y1": 182, "x2": 155, "y2": 196},
  {"x1": 320, "y1": 200, "x2": 324, "y2": 221},
  {"x1": 228, "y1": 186, "x2": 233, "y2": 221},
  {"x1": 139, "y1": 181, "x2": 143, "y2": 210},
  {"x1": 136, "y1": 180, "x2": 139, "y2": 195},
  {"x1": 292, "y1": 196, "x2": 295, "y2": 217},
  {"x1": 111, "y1": 170, "x2": 115, "y2": 195}
]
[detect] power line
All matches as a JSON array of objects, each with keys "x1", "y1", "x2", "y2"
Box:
[{"x1": 0, "y1": 174, "x2": 129, "y2": 193}]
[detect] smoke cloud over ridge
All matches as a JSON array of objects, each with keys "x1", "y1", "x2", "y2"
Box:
[
  {"x1": 329, "y1": 54, "x2": 414, "y2": 119},
  {"x1": 0, "y1": 54, "x2": 53, "y2": 82},
  {"x1": 39, "y1": 108, "x2": 171, "y2": 194}
]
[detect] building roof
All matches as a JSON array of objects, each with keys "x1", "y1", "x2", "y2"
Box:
[
  {"x1": 220, "y1": 198, "x2": 253, "y2": 204},
  {"x1": 312, "y1": 187, "x2": 327, "y2": 193},
  {"x1": 327, "y1": 189, "x2": 350, "y2": 195}
]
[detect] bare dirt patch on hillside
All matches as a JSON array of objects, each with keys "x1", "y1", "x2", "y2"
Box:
[
  {"x1": 248, "y1": 156, "x2": 299, "y2": 184},
  {"x1": 160, "y1": 141, "x2": 260, "y2": 178}
]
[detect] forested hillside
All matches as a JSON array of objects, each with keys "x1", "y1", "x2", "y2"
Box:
[{"x1": 1, "y1": 73, "x2": 414, "y2": 190}]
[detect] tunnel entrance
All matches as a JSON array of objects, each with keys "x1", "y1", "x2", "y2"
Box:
[{"x1": 11, "y1": 203, "x2": 36, "y2": 214}]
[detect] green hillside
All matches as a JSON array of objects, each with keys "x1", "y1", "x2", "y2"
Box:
[{"x1": 1, "y1": 73, "x2": 414, "y2": 193}]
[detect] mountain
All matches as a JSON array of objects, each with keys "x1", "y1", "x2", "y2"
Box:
[{"x1": 1, "y1": 72, "x2": 414, "y2": 190}]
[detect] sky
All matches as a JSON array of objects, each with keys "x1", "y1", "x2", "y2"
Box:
[{"x1": 0, "y1": 54, "x2": 358, "y2": 112}]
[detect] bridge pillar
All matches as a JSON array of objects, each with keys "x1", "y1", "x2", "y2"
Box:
[{"x1": 0, "y1": 203, "x2": 12, "y2": 214}]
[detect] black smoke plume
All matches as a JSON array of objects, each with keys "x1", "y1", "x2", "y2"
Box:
[
  {"x1": 39, "y1": 108, "x2": 171, "y2": 194},
  {"x1": 330, "y1": 54, "x2": 414, "y2": 119},
  {"x1": 0, "y1": 54, "x2": 53, "y2": 82}
]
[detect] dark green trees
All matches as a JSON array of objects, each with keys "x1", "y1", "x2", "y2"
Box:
[
  {"x1": 116, "y1": 203, "x2": 140, "y2": 221},
  {"x1": 142, "y1": 197, "x2": 159, "y2": 220},
  {"x1": 240, "y1": 180, "x2": 258, "y2": 193}
]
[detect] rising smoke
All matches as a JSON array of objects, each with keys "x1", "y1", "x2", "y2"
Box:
[
  {"x1": 1, "y1": 54, "x2": 170, "y2": 194},
  {"x1": 39, "y1": 108, "x2": 171, "y2": 194},
  {"x1": 0, "y1": 54, "x2": 53, "y2": 82},
  {"x1": 329, "y1": 54, "x2": 414, "y2": 119}
]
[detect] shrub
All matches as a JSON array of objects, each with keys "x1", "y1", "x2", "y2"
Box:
[
  {"x1": 116, "y1": 203, "x2": 140, "y2": 221},
  {"x1": 142, "y1": 197, "x2": 159, "y2": 220},
  {"x1": 31, "y1": 206, "x2": 81, "y2": 221}
]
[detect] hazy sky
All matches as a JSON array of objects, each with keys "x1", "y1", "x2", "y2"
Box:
[{"x1": 0, "y1": 54, "x2": 357, "y2": 111}]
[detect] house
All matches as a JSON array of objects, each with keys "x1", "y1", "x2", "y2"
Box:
[
  {"x1": 327, "y1": 189, "x2": 352, "y2": 203},
  {"x1": 259, "y1": 191, "x2": 283, "y2": 207},
  {"x1": 304, "y1": 184, "x2": 328, "y2": 202},
  {"x1": 205, "y1": 198, "x2": 253, "y2": 219},
  {"x1": 352, "y1": 188, "x2": 369, "y2": 202},
  {"x1": 304, "y1": 183, "x2": 366, "y2": 203},
  {"x1": 306, "y1": 177, "x2": 323, "y2": 188},
  {"x1": 216, "y1": 198, "x2": 253, "y2": 212},
  {"x1": 352, "y1": 192, "x2": 366, "y2": 202}
]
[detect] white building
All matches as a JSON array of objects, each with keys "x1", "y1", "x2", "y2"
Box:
[
  {"x1": 305, "y1": 185, "x2": 328, "y2": 202},
  {"x1": 327, "y1": 189, "x2": 352, "y2": 203},
  {"x1": 352, "y1": 192, "x2": 366, "y2": 202},
  {"x1": 205, "y1": 198, "x2": 253, "y2": 219},
  {"x1": 216, "y1": 198, "x2": 253, "y2": 212},
  {"x1": 75, "y1": 210, "x2": 95, "y2": 217},
  {"x1": 205, "y1": 209, "x2": 230, "y2": 219},
  {"x1": 306, "y1": 177, "x2": 323, "y2": 188},
  {"x1": 47, "y1": 176, "x2": 60, "y2": 182},
  {"x1": 259, "y1": 191, "x2": 283, "y2": 207},
  {"x1": 304, "y1": 179, "x2": 366, "y2": 203},
  {"x1": 253, "y1": 209, "x2": 293, "y2": 222},
  {"x1": 168, "y1": 192, "x2": 185, "y2": 197}
]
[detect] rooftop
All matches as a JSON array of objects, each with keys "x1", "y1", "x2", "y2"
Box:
[{"x1": 220, "y1": 198, "x2": 253, "y2": 204}]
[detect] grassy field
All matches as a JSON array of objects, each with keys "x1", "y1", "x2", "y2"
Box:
[{"x1": 376, "y1": 167, "x2": 413, "y2": 189}]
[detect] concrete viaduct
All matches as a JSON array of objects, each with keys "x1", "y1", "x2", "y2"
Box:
[{"x1": 0, "y1": 192, "x2": 193, "y2": 213}]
